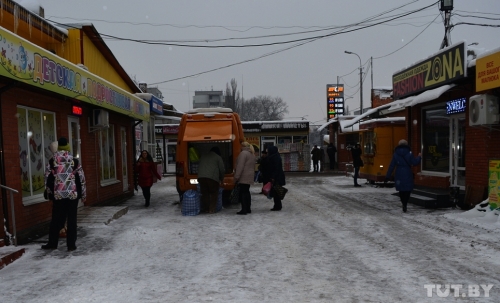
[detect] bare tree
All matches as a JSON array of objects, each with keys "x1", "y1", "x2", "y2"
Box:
[
  {"x1": 225, "y1": 78, "x2": 240, "y2": 111},
  {"x1": 239, "y1": 95, "x2": 288, "y2": 121}
]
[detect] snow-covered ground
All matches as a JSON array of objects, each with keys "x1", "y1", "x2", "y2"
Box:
[{"x1": 1, "y1": 174, "x2": 499, "y2": 302}]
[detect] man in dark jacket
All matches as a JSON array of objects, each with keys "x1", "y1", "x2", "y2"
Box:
[
  {"x1": 267, "y1": 146, "x2": 286, "y2": 211},
  {"x1": 351, "y1": 143, "x2": 363, "y2": 187},
  {"x1": 197, "y1": 147, "x2": 225, "y2": 213},
  {"x1": 311, "y1": 145, "x2": 322, "y2": 172},
  {"x1": 327, "y1": 143, "x2": 337, "y2": 170}
]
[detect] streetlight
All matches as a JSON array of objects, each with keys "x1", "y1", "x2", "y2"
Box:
[{"x1": 344, "y1": 51, "x2": 363, "y2": 114}]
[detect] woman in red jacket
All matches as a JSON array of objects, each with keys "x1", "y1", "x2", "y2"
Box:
[{"x1": 135, "y1": 150, "x2": 162, "y2": 207}]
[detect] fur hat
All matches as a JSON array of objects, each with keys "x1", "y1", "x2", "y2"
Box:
[
  {"x1": 398, "y1": 139, "x2": 408, "y2": 146},
  {"x1": 57, "y1": 137, "x2": 71, "y2": 151}
]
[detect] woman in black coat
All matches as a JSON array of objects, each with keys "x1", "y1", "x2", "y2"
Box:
[{"x1": 267, "y1": 146, "x2": 286, "y2": 211}]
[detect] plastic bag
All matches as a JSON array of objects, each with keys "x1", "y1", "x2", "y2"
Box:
[
  {"x1": 229, "y1": 184, "x2": 240, "y2": 204},
  {"x1": 262, "y1": 182, "x2": 273, "y2": 196}
]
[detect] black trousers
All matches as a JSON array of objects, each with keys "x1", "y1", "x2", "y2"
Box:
[
  {"x1": 272, "y1": 187, "x2": 282, "y2": 210},
  {"x1": 353, "y1": 166, "x2": 360, "y2": 185},
  {"x1": 313, "y1": 160, "x2": 319, "y2": 172},
  {"x1": 399, "y1": 191, "x2": 411, "y2": 207},
  {"x1": 140, "y1": 186, "x2": 151, "y2": 205},
  {"x1": 199, "y1": 178, "x2": 219, "y2": 213},
  {"x1": 47, "y1": 199, "x2": 79, "y2": 249},
  {"x1": 238, "y1": 183, "x2": 251, "y2": 212},
  {"x1": 329, "y1": 156, "x2": 336, "y2": 169}
]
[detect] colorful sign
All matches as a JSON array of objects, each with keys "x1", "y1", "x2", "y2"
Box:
[
  {"x1": 392, "y1": 42, "x2": 466, "y2": 99},
  {"x1": 488, "y1": 159, "x2": 500, "y2": 209},
  {"x1": 446, "y1": 97, "x2": 466, "y2": 115},
  {"x1": 0, "y1": 26, "x2": 150, "y2": 121},
  {"x1": 476, "y1": 51, "x2": 500, "y2": 92},
  {"x1": 149, "y1": 95, "x2": 164, "y2": 115},
  {"x1": 155, "y1": 125, "x2": 179, "y2": 135},
  {"x1": 326, "y1": 84, "x2": 344, "y2": 120}
]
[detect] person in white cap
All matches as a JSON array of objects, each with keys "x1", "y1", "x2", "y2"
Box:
[{"x1": 42, "y1": 137, "x2": 86, "y2": 252}]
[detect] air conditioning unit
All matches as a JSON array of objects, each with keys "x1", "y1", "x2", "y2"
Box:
[
  {"x1": 469, "y1": 94, "x2": 499, "y2": 126},
  {"x1": 93, "y1": 109, "x2": 109, "y2": 127}
]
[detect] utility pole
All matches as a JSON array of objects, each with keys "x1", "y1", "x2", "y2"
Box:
[
  {"x1": 345, "y1": 51, "x2": 363, "y2": 114},
  {"x1": 439, "y1": 0, "x2": 454, "y2": 49}
]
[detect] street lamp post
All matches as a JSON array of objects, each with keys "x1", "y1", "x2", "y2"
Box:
[{"x1": 344, "y1": 51, "x2": 363, "y2": 114}]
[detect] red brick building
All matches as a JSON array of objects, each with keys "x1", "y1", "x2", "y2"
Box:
[{"x1": 0, "y1": 2, "x2": 150, "y2": 246}]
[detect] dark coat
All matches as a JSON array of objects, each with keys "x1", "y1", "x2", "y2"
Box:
[
  {"x1": 311, "y1": 147, "x2": 322, "y2": 161},
  {"x1": 385, "y1": 145, "x2": 421, "y2": 192},
  {"x1": 351, "y1": 146, "x2": 363, "y2": 168},
  {"x1": 259, "y1": 156, "x2": 271, "y2": 184},
  {"x1": 267, "y1": 146, "x2": 286, "y2": 186},
  {"x1": 136, "y1": 159, "x2": 161, "y2": 188},
  {"x1": 327, "y1": 144, "x2": 337, "y2": 159}
]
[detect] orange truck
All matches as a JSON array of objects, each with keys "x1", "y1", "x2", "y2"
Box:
[{"x1": 175, "y1": 108, "x2": 244, "y2": 203}]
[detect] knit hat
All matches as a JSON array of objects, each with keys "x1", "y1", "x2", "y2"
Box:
[
  {"x1": 398, "y1": 139, "x2": 408, "y2": 146},
  {"x1": 57, "y1": 137, "x2": 71, "y2": 151}
]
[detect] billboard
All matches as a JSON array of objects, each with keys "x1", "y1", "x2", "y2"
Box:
[
  {"x1": 327, "y1": 84, "x2": 344, "y2": 120},
  {"x1": 392, "y1": 41, "x2": 466, "y2": 100}
]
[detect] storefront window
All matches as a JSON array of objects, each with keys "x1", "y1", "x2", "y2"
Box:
[
  {"x1": 277, "y1": 136, "x2": 292, "y2": 144},
  {"x1": 422, "y1": 106, "x2": 450, "y2": 173},
  {"x1": 100, "y1": 125, "x2": 116, "y2": 182},
  {"x1": 293, "y1": 136, "x2": 308, "y2": 143},
  {"x1": 17, "y1": 107, "x2": 56, "y2": 200},
  {"x1": 363, "y1": 131, "x2": 376, "y2": 155}
]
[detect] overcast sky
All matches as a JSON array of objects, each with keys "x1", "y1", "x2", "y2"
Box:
[{"x1": 31, "y1": 0, "x2": 500, "y2": 123}]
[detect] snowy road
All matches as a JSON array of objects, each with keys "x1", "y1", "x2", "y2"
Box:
[{"x1": 1, "y1": 174, "x2": 499, "y2": 302}]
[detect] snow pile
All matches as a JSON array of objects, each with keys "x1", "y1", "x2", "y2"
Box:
[{"x1": 444, "y1": 199, "x2": 500, "y2": 231}]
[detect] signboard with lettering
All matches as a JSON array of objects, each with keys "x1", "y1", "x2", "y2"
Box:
[
  {"x1": 0, "y1": 27, "x2": 150, "y2": 121},
  {"x1": 446, "y1": 97, "x2": 466, "y2": 115},
  {"x1": 326, "y1": 84, "x2": 344, "y2": 120},
  {"x1": 242, "y1": 121, "x2": 309, "y2": 133},
  {"x1": 149, "y1": 95, "x2": 164, "y2": 115},
  {"x1": 392, "y1": 41, "x2": 466, "y2": 100},
  {"x1": 155, "y1": 125, "x2": 179, "y2": 135},
  {"x1": 476, "y1": 51, "x2": 500, "y2": 92}
]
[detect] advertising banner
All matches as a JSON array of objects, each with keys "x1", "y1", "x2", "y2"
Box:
[
  {"x1": 477, "y1": 51, "x2": 500, "y2": 92},
  {"x1": 392, "y1": 41, "x2": 466, "y2": 99},
  {"x1": 0, "y1": 26, "x2": 149, "y2": 121},
  {"x1": 488, "y1": 159, "x2": 500, "y2": 209}
]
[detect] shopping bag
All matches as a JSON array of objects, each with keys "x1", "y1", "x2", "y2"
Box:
[
  {"x1": 216, "y1": 187, "x2": 223, "y2": 212},
  {"x1": 262, "y1": 182, "x2": 273, "y2": 196},
  {"x1": 181, "y1": 189, "x2": 200, "y2": 216},
  {"x1": 273, "y1": 184, "x2": 288, "y2": 200},
  {"x1": 229, "y1": 184, "x2": 240, "y2": 204}
]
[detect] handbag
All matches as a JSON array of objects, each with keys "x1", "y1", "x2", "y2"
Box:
[
  {"x1": 273, "y1": 184, "x2": 288, "y2": 200},
  {"x1": 229, "y1": 184, "x2": 240, "y2": 204},
  {"x1": 262, "y1": 182, "x2": 273, "y2": 196}
]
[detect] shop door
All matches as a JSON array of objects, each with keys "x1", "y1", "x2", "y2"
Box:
[
  {"x1": 121, "y1": 127, "x2": 129, "y2": 191},
  {"x1": 166, "y1": 142, "x2": 177, "y2": 173},
  {"x1": 261, "y1": 136, "x2": 276, "y2": 153},
  {"x1": 68, "y1": 117, "x2": 83, "y2": 207},
  {"x1": 450, "y1": 114, "x2": 466, "y2": 189}
]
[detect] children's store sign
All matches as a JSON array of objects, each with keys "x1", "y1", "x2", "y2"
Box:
[{"x1": 0, "y1": 26, "x2": 149, "y2": 121}]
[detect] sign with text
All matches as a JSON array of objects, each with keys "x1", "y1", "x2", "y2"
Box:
[
  {"x1": 488, "y1": 159, "x2": 500, "y2": 209},
  {"x1": 0, "y1": 26, "x2": 150, "y2": 121},
  {"x1": 446, "y1": 97, "x2": 466, "y2": 115},
  {"x1": 242, "y1": 121, "x2": 309, "y2": 133},
  {"x1": 477, "y1": 51, "x2": 500, "y2": 92},
  {"x1": 326, "y1": 84, "x2": 344, "y2": 120},
  {"x1": 392, "y1": 42, "x2": 466, "y2": 99}
]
